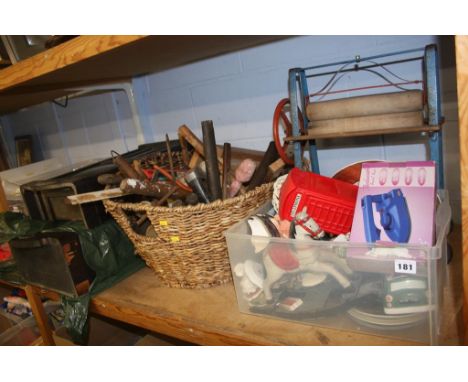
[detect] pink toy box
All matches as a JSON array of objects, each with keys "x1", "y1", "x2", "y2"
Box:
[{"x1": 350, "y1": 161, "x2": 437, "y2": 246}]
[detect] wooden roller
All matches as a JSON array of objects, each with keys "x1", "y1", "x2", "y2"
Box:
[
  {"x1": 306, "y1": 90, "x2": 423, "y2": 121},
  {"x1": 307, "y1": 111, "x2": 425, "y2": 138}
]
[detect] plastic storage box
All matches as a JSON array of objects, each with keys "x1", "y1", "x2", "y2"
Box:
[{"x1": 225, "y1": 191, "x2": 451, "y2": 345}]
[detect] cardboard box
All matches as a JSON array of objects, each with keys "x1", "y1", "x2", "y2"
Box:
[{"x1": 350, "y1": 161, "x2": 436, "y2": 246}]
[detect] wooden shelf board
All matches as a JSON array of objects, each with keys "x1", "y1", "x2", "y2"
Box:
[
  {"x1": 0, "y1": 35, "x2": 287, "y2": 115},
  {"x1": 89, "y1": 267, "x2": 422, "y2": 346},
  {"x1": 285, "y1": 125, "x2": 440, "y2": 141}
]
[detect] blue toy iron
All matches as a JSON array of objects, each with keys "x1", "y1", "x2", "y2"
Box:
[{"x1": 362, "y1": 188, "x2": 411, "y2": 243}]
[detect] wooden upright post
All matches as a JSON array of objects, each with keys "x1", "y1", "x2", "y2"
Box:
[
  {"x1": 0, "y1": 182, "x2": 8, "y2": 212},
  {"x1": 24, "y1": 285, "x2": 55, "y2": 346},
  {"x1": 455, "y1": 35, "x2": 468, "y2": 344}
]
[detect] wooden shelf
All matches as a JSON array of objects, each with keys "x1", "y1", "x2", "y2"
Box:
[
  {"x1": 0, "y1": 35, "x2": 286, "y2": 115},
  {"x1": 455, "y1": 36, "x2": 468, "y2": 344},
  {"x1": 89, "y1": 225, "x2": 463, "y2": 346},
  {"x1": 2, "y1": 225, "x2": 462, "y2": 346},
  {"x1": 89, "y1": 266, "x2": 462, "y2": 346}
]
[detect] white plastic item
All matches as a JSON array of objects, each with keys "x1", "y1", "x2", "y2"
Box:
[
  {"x1": 0, "y1": 158, "x2": 62, "y2": 200},
  {"x1": 0, "y1": 157, "x2": 102, "y2": 201}
]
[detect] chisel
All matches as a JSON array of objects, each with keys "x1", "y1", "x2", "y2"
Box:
[{"x1": 202, "y1": 120, "x2": 222, "y2": 201}]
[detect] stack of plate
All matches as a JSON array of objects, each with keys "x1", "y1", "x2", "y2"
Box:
[{"x1": 348, "y1": 295, "x2": 427, "y2": 330}]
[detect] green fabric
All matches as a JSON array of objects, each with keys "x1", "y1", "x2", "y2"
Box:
[
  {"x1": 61, "y1": 219, "x2": 144, "y2": 344},
  {"x1": 0, "y1": 211, "x2": 87, "y2": 243},
  {"x1": 0, "y1": 259, "x2": 24, "y2": 285},
  {"x1": 0, "y1": 211, "x2": 51, "y2": 243},
  {"x1": 0, "y1": 212, "x2": 144, "y2": 344}
]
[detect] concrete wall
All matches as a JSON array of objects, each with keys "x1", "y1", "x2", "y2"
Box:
[{"x1": 0, "y1": 35, "x2": 460, "y2": 221}]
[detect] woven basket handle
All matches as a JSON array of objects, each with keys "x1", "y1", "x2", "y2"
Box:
[{"x1": 112, "y1": 205, "x2": 160, "y2": 243}]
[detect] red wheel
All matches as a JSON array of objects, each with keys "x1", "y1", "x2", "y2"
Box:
[{"x1": 272, "y1": 98, "x2": 305, "y2": 165}]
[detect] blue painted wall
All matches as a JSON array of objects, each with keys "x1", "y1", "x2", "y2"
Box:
[{"x1": 0, "y1": 35, "x2": 460, "y2": 221}]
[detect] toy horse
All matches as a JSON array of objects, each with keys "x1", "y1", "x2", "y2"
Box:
[{"x1": 262, "y1": 244, "x2": 352, "y2": 301}]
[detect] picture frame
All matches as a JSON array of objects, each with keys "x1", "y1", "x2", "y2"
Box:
[{"x1": 15, "y1": 135, "x2": 33, "y2": 166}]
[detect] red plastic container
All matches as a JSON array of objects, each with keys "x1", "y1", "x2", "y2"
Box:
[{"x1": 279, "y1": 168, "x2": 358, "y2": 235}]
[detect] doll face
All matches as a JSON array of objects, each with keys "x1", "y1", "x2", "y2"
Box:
[
  {"x1": 405, "y1": 168, "x2": 413, "y2": 185},
  {"x1": 391, "y1": 168, "x2": 400, "y2": 185},
  {"x1": 235, "y1": 159, "x2": 256, "y2": 182},
  {"x1": 418, "y1": 167, "x2": 427, "y2": 186},
  {"x1": 378, "y1": 168, "x2": 387, "y2": 185}
]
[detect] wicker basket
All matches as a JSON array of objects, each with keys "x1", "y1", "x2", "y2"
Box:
[{"x1": 104, "y1": 182, "x2": 273, "y2": 289}]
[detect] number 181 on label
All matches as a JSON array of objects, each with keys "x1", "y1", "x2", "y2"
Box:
[{"x1": 395, "y1": 259, "x2": 417, "y2": 274}]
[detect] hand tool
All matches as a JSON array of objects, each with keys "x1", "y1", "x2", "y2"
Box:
[
  {"x1": 120, "y1": 178, "x2": 187, "y2": 199},
  {"x1": 132, "y1": 160, "x2": 147, "y2": 180},
  {"x1": 188, "y1": 151, "x2": 202, "y2": 169},
  {"x1": 151, "y1": 163, "x2": 192, "y2": 192},
  {"x1": 246, "y1": 141, "x2": 279, "y2": 191},
  {"x1": 267, "y1": 158, "x2": 286, "y2": 182},
  {"x1": 165, "y1": 134, "x2": 176, "y2": 186},
  {"x1": 178, "y1": 124, "x2": 223, "y2": 166},
  {"x1": 67, "y1": 188, "x2": 128, "y2": 205},
  {"x1": 111, "y1": 150, "x2": 145, "y2": 181},
  {"x1": 222, "y1": 142, "x2": 231, "y2": 200},
  {"x1": 185, "y1": 192, "x2": 200, "y2": 205},
  {"x1": 202, "y1": 120, "x2": 222, "y2": 201},
  {"x1": 184, "y1": 169, "x2": 210, "y2": 203},
  {"x1": 97, "y1": 173, "x2": 123, "y2": 186},
  {"x1": 153, "y1": 184, "x2": 179, "y2": 207},
  {"x1": 178, "y1": 129, "x2": 190, "y2": 166}
]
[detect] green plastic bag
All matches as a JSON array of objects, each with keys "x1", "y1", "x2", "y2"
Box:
[
  {"x1": 62, "y1": 220, "x2": 144, "y2": 344},
  {"x1": 0, "y1": 212, "x2": 144, "y2": 344}
]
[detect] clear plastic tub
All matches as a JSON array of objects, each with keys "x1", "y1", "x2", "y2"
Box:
[{"x1": 225, "y1": 191, "x2": 451, "y2": 345}]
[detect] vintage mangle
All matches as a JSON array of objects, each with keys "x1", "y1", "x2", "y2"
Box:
[{"x1": 274, "y1": 44, "x2": 444, "y2": 189}]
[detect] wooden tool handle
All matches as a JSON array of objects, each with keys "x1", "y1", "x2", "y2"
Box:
[
  {"x1": 222, "y1": 142, "x2": 231, "y2": 200},
  {"x1": 120, "y1": 178, "x2": 186, "y2": 198},
  {"x1": 97, "y1": 173, "x2": 123, "y2": 186},
  {"x1": 113, "y1": 154, "x2": 145, "y2": 181},
  {"x1": 178, "y1": 124, "x2": 223, "y2": 165},
  {"x1": 178, "y1": 125, "x2": 205, "y2": 156},
  {"x1": 202, "y1": 120, "x2": 222, "y2": 201},
  {"x1": 246, "y1": 141, "x2": 279, "y2": 191}
]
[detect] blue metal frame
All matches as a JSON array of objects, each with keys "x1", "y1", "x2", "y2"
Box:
[
  {"x1": 287, "y1": 44, "x2": 445, "y2": 189},
  {"x1": 424, "y1": 44, "x2": 444, "y2": 189},
  {"x1": 288, "y1": 69, "x2": 302, "y2": 169},
  {"x1": 288, "y1": 68, "x2": 320, "y2": 172}
]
